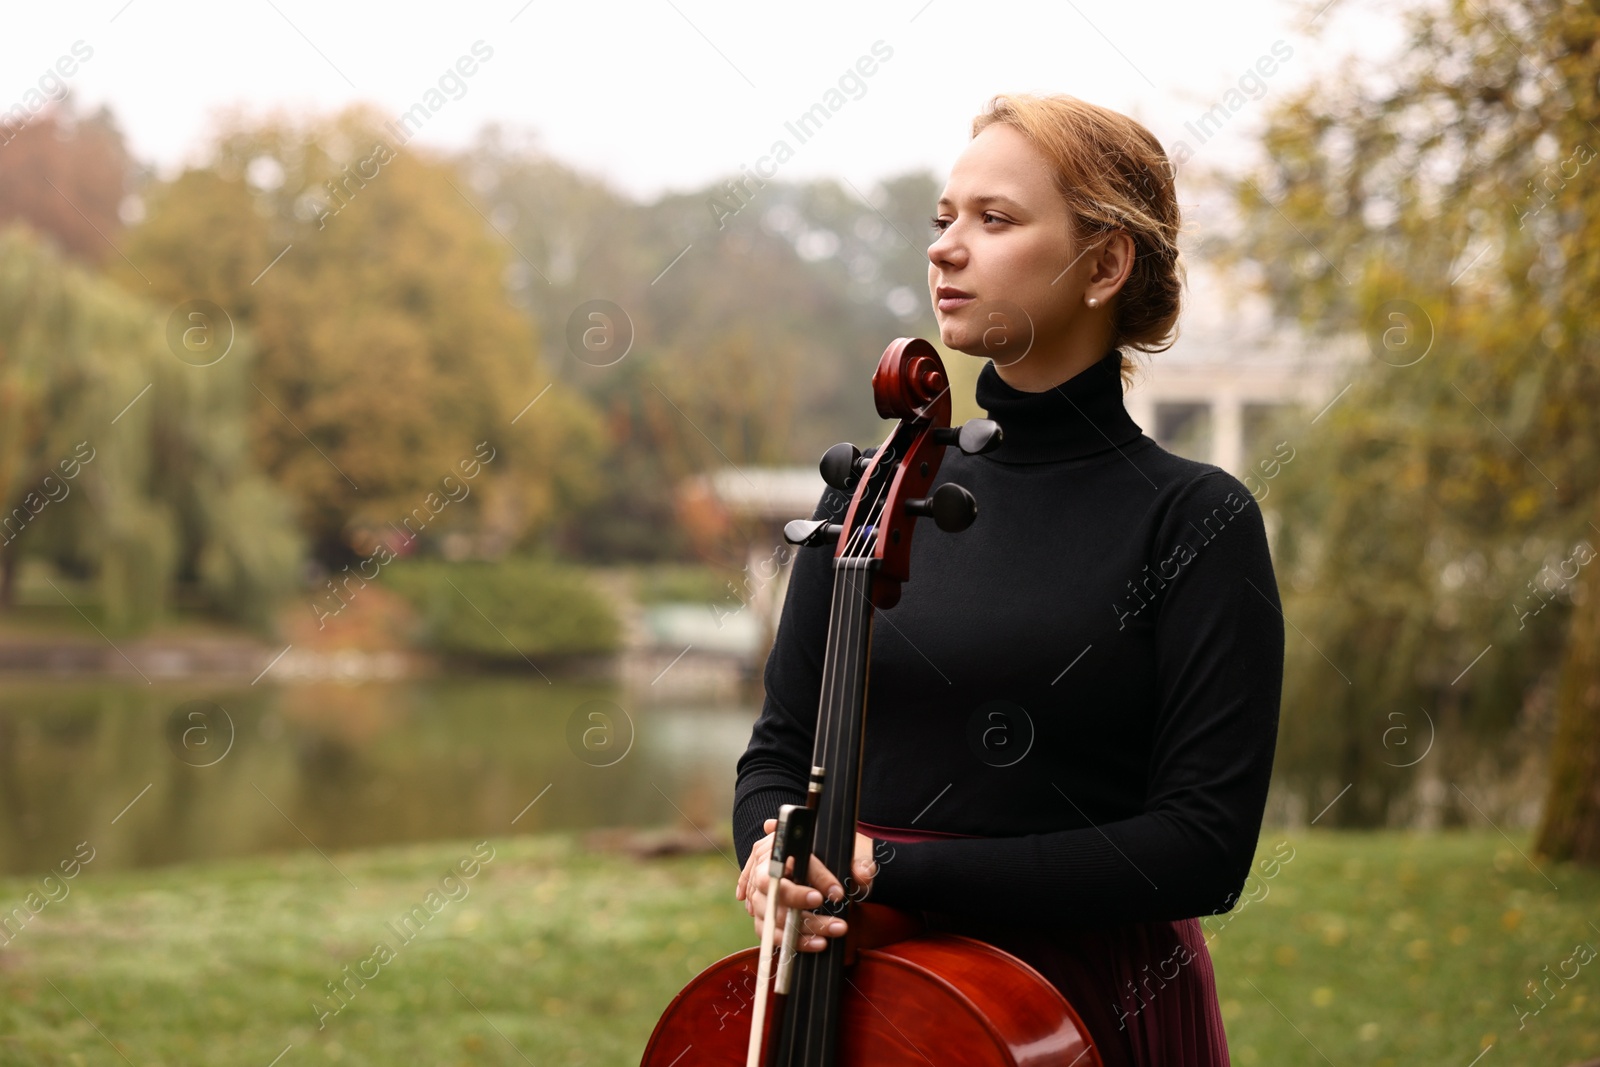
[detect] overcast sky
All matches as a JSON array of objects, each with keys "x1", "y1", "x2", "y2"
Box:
[{"x1": 4, "y1": 0, "x2": 1406, "y2": 201}]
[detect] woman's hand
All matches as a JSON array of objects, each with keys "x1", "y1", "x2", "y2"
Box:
[{"x1": 735, "y1": 818, "x2": 878, "y2": 953}]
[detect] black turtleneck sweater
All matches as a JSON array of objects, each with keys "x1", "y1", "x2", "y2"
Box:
[{"x1": 732, "y1": 349, "x2": 1284, "y2": 929}]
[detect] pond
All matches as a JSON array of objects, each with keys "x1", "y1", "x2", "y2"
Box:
[{"x1": 0, "y1": 677, "x2": 757, "y2": 877}]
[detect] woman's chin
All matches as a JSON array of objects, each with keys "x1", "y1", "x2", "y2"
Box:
[{"x1": 935, "y1": 321, "x2": 981, "y2": 355}]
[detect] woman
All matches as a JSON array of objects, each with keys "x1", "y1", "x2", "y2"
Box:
[{"x1": 732, "y1": 93, "x2": 1284, "y2": 1066}]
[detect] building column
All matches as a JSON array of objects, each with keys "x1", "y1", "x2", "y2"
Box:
[
  {"x1": 1214, "y1": 392, "x2": 1243, "y2": 475},
  {"x1": 1125, "y1": 394, "x2": 1156, "y2": 438}
]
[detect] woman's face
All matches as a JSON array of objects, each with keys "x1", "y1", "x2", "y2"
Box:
[{"x1": 927, "y1": 123, "x2": 1105, "y2": 367}]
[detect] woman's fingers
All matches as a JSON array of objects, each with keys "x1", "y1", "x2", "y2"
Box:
[
  {"x1": 775, "y1": 860, "x2": 849, "y2": 951},
  {"x1": 735, "y1": 816, "x2": 855, "y2": 952},
  {"x1": 734, "y1": 819, "x2": 781, "y2": 903},
  {"x1": 739, "y1": 853, "x2": 792, "y2": 918},
  {"x1": 803, "y1": 854, "x2": 849, "y2": 903},
  {"x1": 735, "y1": 842, "x2": 760, "y2": 902},
  {"x1": 763, "y1": 917, "x2": 845, "y2": 952},
  {"x1": 739, "y1": 819, "x2": 856, "y2": 907},
  {"x1": 734, "y1": 819, "x2": 774, "y2": 901},
  {"x1": 747, "y1": 890, "x2": 847, "y2": 953},
  {"x1": 745, "y1": 865, "x2": 848, "y2": 953}
]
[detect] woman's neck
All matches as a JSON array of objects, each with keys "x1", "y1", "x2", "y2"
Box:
[{"x1": 984, "y1": 323, "x2": 1116, "y2": 393}]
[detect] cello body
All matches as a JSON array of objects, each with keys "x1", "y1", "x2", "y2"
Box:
[{"x1": 641, "y1": 927, "x2": 1102, "y2": 1066}]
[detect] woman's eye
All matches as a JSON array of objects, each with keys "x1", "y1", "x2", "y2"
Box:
[{"x1": 929, "y1": 212, "x2": 1007, "y2": 233}]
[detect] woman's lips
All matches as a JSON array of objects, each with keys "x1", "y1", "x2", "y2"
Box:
[{"x1": 936, "y1": 288, "x2": 974, "y2": 312}]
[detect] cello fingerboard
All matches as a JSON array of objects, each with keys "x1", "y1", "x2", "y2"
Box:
[{"x1": 777, "y1": 554, "x2": 877, "y2": 1067}]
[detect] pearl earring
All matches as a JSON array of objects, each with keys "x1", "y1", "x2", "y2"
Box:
[{"x1": 1086, "y1": 297, "x2": 1100, "y2": 308}]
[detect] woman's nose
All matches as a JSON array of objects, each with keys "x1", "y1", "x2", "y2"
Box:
[{"x1": 928, "y1": 227, "x2": 964, "y2": 269}]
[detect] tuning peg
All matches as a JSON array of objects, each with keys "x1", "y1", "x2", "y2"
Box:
[
  {"x1": 903, "y1": 483, "x2": 977, "y2": 532},
  {"x1": 819, "y1": 442, "x2": 864, "y2": 491},
  {"x1": 932, "y1": 418, "x2": 1003, "y2": 456},
  {"x1": 784, "y1": 519, "x2": 845, "y2": 547}
]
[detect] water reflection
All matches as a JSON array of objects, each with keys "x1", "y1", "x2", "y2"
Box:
[{"x1": 0, "y1": 678, "x2": 754, "y2": 876}]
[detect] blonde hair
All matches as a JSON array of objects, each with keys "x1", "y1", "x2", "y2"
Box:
[{"x1": 971, "y1": 94, "x2": 1184, "y2": 387}]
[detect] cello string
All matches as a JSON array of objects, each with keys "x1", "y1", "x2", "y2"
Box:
[
  {"x1": 800, "y1": 448, "x2": 892, "y2": 1062},
  {"x1": 820, "y1": 433, "x2": 906, "y2": 759},
  {"x1": 798, "y1": 389, "x2": 951, "y2": 1059},
  {"x1": 787, "y1": 441, "x2": 889, "y2": 1062},
  {"x1": 802, "y1": 379, "x2": 956, "y2": 1060},
  {"x1": 812, "y1": 400, "x2": 952, "y2": 1055},
  {"x1": 817, "y1": 439, "x2": 894, "y2": 829},
  {"x1": 822, "y1": 390, "x2": 950, "y2": 818},
  {"x1": 792, "y1": 446, "x2": 886, "y2": 1063},
  {"x1": 782, "y1": 516, "x2": 850, "y2": 996},
  {"x1": 810, "y1": 442, "x2": 892, "y2": 827}
]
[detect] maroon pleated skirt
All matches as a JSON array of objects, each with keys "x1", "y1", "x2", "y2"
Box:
[{"x1": 859, "y1": 820, "x2": 1232, "y2": 1067}]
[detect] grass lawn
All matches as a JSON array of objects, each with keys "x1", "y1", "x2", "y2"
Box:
[{"x1": 0, "y1": 829, "x2": 1595, "y2": 1066}]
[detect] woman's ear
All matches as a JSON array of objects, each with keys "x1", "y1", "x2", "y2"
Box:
[{"x1": 1085, "y1": 230, "x2": 1135, "y2": 304}]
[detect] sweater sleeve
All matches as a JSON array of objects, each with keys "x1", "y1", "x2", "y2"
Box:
[
  {"x1": 731, "y1": 480, "x2": 855, "y2": 868},
  {"x1": 863, "y1": 471, "x2": 1285, "y2": 927}
]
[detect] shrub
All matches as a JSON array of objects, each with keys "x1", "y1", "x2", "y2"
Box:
[{"x1": 386, "y1": 559, "x2": 620, "y2": 662}]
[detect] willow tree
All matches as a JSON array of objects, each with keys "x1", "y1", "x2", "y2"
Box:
[
  {"x1": 0, "y1": 224, "x2": 301, "y2": 630},
  {"x1": 1218, "y1": 0, "x2": 1600, "y2": 839}
]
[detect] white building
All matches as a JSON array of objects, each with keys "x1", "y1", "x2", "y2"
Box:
[{"x1": 1123, "y1": 262, "x2": 1361, "y2": 475}]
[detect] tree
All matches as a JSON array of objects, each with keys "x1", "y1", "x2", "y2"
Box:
[
  {"x1": 464, "y1": 123, "x2": 946, "y2": 562},
  {"x1": 1536, "y1": 489, "x2": 1600, "y2": 862},
  {"x1": 117, "y1": 106, "x2": 606, "y2": 562},
  {"x1": 0, "y1": 98, "x2": 132, "y2": 268},
  {"x1": 1218, "y1": 0, "x2": 1600, "y2": 832},
  {"x1": 0, "y1": 224, "x2": 300, "y2": 629}
]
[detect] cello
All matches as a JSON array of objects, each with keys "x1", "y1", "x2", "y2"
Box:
[{"x1": 640, "y1": 338, "x2": 1104, "y2": 1067}]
